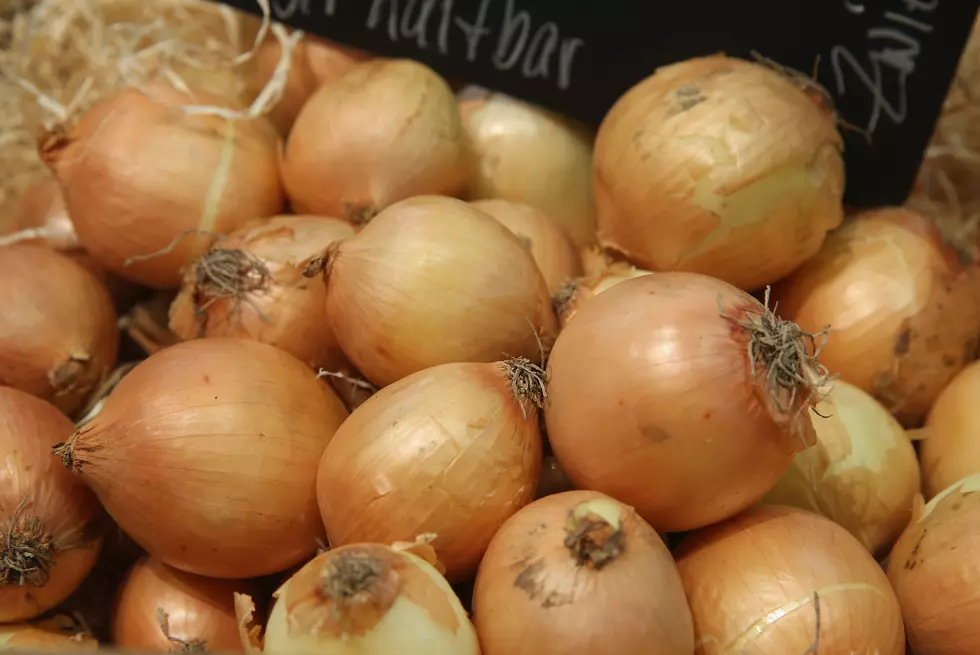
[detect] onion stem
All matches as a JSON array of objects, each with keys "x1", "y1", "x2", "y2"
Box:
[{"x1": 562, "y1": 500, "x2": 624, "y2": 569}]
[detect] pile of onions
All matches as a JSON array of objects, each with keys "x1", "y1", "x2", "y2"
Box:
[
  {"x1": 554, "y1": 261, "x2": 651, "y2": 326},
  {"x1": 39, "y1": 82, "x2": 285, "y2": 288},
  {"x1": 282, "y1": 60, "x2": 470, "y2": 223},
  {"x1": 470, "y1": 199, "x2": 582, "y2": 294},
  {"x1": 317, "y1": 360, "x2": 543, "y2": 581},
  {"x1": 53, "y1": 338, "x2": 349, "y2": 579},
  {"x1": 545, "y1": 272, "x2": 820, "y2": 532},
  {"x1": 920, "y1": 360, "x2": 980, "y2": 497},
  {"x1": 773, "y1": 206, "x2": 980, "y2": 427},
  {"x1": 675, "y1": 506, "x2": 905, "y2": 654},
  {"x1": 113, "y1": 556, "x2": 256, "y2": 652},
  {"x1": 311, "y1": 195, "x2": 557, "y2": 387},
  {"x1": 169, "y1": 214, "x2": 356, "y2": 372},
  {"x1": 593, "y1": 54, "x2": 845, "y2": 291},
  {"x1": 0, "y1": 616, "x2": 98, "y2": 651},
  {"x1": 888, "y1": 474, "x2": 980, "y2": 655},
  {"x1": 0, "y1": 245, "x2": 118, "y2": 416},
  {"x1": 763, "y1": 380, "x2": 921, "y2": 555},
  {"x1": 0, "y1": 387, "x2": 104, "y2": 623},
  {"x1": 458, "y1": 88, "x2": 597, "y2": 249},
  {"x1": 472, "y1": 490, "x2": 694, "y2": 655}
]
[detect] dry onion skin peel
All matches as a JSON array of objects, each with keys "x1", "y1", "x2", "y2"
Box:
[
  {"x1": 310, "y1": 195, "x2": 558, "y2": 388},
  {"x1": 53, "y1": 337, "x2": 349, "y2": 579},
  {"x1": 553, "y1": 261, "x2": 652, "y2": 327},
  {"x1": 317, "y1": 360, "x2": 544, "y2": 582},
  {"x1": 545, "y1": 272, "x2": 826, "y2": 532},
  {"x1": 39, "y1": 82, "x2": 285, "y2": 289},
  {"x1": 169, "y1": 214, "x2": 356, "y2": 372},
  {"x1": 282, "y1": 59, "x2": 471, "y2": 224},
  {"x1": 888, "y1": 474, "x2": 980, "y2": 655},
  {"x1": 0, "y1": 245, "x2": 118, "y2": 416},
  {"x1": 593, "y1": 54, "x2": 845, "y2": 291},
  {"x1": 238, "y1": 541, "x2": 480, "y2": 655},
  {"x1": 675, "y1": 505, "x2": 905, "y2": 654},
  {"x1": 920, "y1": 360, "x2": 980, "y2": 497},
  {"x1": 762, "y1": 380, "x2": 921, "y2": 556},
  {"x1": 472, "y1": 491, "x2": 694, "y2": 655},
  {"x1": 0, "y1": 387, "x2": 104, "y2": 623},
  {"x1": 772, "y1": 206, "x2": 980, "y2": 427}
]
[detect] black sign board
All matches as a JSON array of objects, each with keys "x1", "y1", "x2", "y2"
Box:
[{"x1": 217, "y1": 0, "x2": 979, "y2": 208}]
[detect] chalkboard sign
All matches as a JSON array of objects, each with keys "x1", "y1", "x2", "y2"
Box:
[{"x1": 216, "y1": 0, "x2": 980, "y2": 208}]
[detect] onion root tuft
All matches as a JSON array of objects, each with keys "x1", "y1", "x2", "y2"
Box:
[
  {"x1": 0, "y1": 498, "x2": 56, "y2": 587},
  {"x1": 501, "y1": 357, "x2": 547, "y2": 419},
  {"x1": 191, "y1": 248, "x2": 272, "y2": 328},
  {"x1": 562, "y1": 502, "x2": 624, "y2": 570},
  {"x1": 321, "y1": 552, "x2": 386, "y2": 601}
]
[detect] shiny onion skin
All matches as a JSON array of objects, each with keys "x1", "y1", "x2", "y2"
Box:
[
  {"x1": 553, "y1": 261, "x2": 651, "y2": 327},
  {"x1": 39, "y1": 83, "x2": 285, "y2": 289},
  {"x1": 676, "y1": 506, "x2": 905, "y2": 654},
  {"x1": 316, "y1": 195, "x2": 558, "y2": 387},
  {"x1": 772, "y1": 207, "x2": 980, "y2": 427},
  {"x1": 317, "y1": 361, "x2": 543, "y2": 582},
  {"x1": 593, "y1": 55, "x2": 844, "y2": 291},
  {"x1": 0, "y1": 245, "x2": 118, "y2": 416},
  {"x1": 169, "y1": 215, "x2": 356, "y2": 372},
  {"x1": 545, "y1": 272, "x2": 819, "y2": 532},
  {"x1": 282, "y1": 60, "x2": 470, "y2": 223},
  {"x1": 54, "y1": 338, "x2": 349, "y2": 579},
  {"x1": 0, "y1": 388, "x2": 104, "y2": 623},
  {"x1": 888, "y1": 475, "x2": 980, "y2": 655},
  {"x1": 472, "y1": 491, "x2": 694, "y2": 655},
  {"x1": 920, "y1": 360, "x2": 980, "y2": 497}
]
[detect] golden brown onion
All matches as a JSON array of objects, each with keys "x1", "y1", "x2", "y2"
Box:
[
  {"x1": 553, "y1": 261, "x2": 651, "y2": 327},
  {"x1": 920, "y1": 360, "x2": 980, "y2": 497}
]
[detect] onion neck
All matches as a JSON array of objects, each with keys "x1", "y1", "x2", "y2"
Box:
[
  {"x1": 563, "y1": 499, "x2": 625, "y2": 570},
  {"x1": 0, "y1": 500, "x2": 56, "y2": 587},
  {"x1": 552, "y1": 280, "x2": 579, "y2": 322},
  {"x1": 302, "y1": 242, "x2": 341, "y2": 281}
]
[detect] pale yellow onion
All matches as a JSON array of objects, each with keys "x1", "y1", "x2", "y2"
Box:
[
  {"x1": 762, "y1": 380, "x2": 921, "y2": 555},
  {"x1": 553, "y1": 261, "x2": 651, "y2": 327},
  {"x1": 0, "y1": 615, "x2": 98, "y2": 651},
  {"x1": 459, "y1": 87, "x2": 596, "y2": 248},
  {"x1": 283, "y1": 60, "x2": 470, "y2": 223},
  {"x1": 593, "y1": 54, "x2": 844, "y2": 290},
  {"x1": 920, "y1": 360, "x2": 980, "y2": 497}
]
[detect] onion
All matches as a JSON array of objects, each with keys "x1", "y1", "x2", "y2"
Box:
[
  {"x1": 0, "y1": 245, "x2": 118, "y2": 416},
  {"x1": 593, "y1": 54, "x2": 844, "y2": 290},
  {"x1": 920, "y1": 360, "x2": 980, "y2": 497},
  {"x1": 553, "y1": 261, "x2": 651, "y2": 327},
  {"x1": 113, "y1": 556, "x2": 257, "y2": 652},
  {"x1": 311, "y1": 195, "x2": 558, "y2": 387},
  {"x1": 282, "y1": 60, "x2": 470, "y2": 223},
  {"x1": 0, "y1": 616, "x2": 98, "y2": 651},
  {"x1": 53, "y1": 338, "x2": 349, "y2": 579},
  {"x1": 545, "y1": 272, "x2": 825, "y2": 532},
  {"x1": 675, "y1": 505, "x2": 904, "y2": 654},
  {"x1": 887, "y1": 474, "x2": 980, "y2": 655},
  {"x1": 0, "y1": 387, "x2": 104, "y2": 623},
  {"x1": 317, "y1": 360, "x2": 543, "y2": 582},
  {"x1": 469, "y1": 199, "x2": 582, "y2": 294},
  {"x1": 472, "y1": 490, "x2": 694, "y2": 655},
  {"x1": 772, "y1": 206, "x2": 980, "y2": 427},
  {"x1": 762, "y1": 380, "x2": 921, "y2": 555},
  {"x1": 169, "y1": 215, "x2": 356, "y2": 372},
  {"x1": 39, "y1": 82, "x2": 285, "y2": 289},
  {"x1": 458, "y1": 88, "x2": 596, "y2": 249}
]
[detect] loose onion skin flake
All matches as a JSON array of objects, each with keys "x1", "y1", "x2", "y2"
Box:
[
  {"x1": 0, "y1": 245, "x2": 118, "y2": 416},
  {"x1": 763, "y1": 380, "x2": 921, "y2": 555},
  {"x1": 593, "y1": 54, "x2": 844, "y2": 291},
  {"x1": 920, "y1": 360, "x2": 980, "y2": 497},
  {"x1": 545, "y1": 272, "x2": 823, "y2": 532},
  {"x1": 0, "y1": 388, "x2": 104, "y2": 623},
  {"x1": 39, "y1": 83, "x2": 285, "y2": 289},
  {"x1": 553, "y1": 261, "x2": 651, "y2": 327},
  {"x1": 676, "y1": 506, "x2": 905, "y2": 655},
  {"x1": 53, "y1": 338, "x2": 349, "y2": 579},
  {"x1": 317, "y1": 360, "x2": 543, "y2": 582},
  {"x1": 282, "y1": 59, "x2": 470, "y2": 223},
  {"x1": 888, "y1": 474, "x2": 980, "y2": 655},
  {"x1": 773, "y1": 207, "x2": 980, "y2": 427},
  {"x1": 472, "y1": 491, "x2": 694, "y2": 655}
]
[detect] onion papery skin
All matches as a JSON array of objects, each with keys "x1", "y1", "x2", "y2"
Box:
[
  {"x1": 593, "y1": 54, "x2": 844, "y2": 291},
  {"x1": 472, "y1": 491, "x2": 694, "y2": 655},
  {"x1": 0, "y1": 387, "x2": 104, "y2": 623},
  {"x1": 772, "y1": 207, "x2": 980, "y2": 427},
  {"x1": 554, "y1": 261, "x2": 651, "y2": 327},
  {"x1": 0, "y1": 245, "x2": 118, "y2": 416},
  {"x1": 282, "y1": 60, "x2": 470, "y2": 223},
  {"x1": 322, "y1": 195, "x2": 558, "y2": 388},
  {"x1": 887, "y1": 475, "x2": 980, "y2": 655},
  {"x1": 545, "y1": 272, "x2": 813, "y2": 532},
  {"x1": 56, "y1": 338, "x2": 349, "y2": 579},
  {"x1": 459, "y1": 88, "x2": 597, "y2": 249},
  {"x1": 675, "y1": 505, "x2": 905, "y2": 655},
  {"x1": 169, "y1": 215, "x2": 355, "y2": 372},
  {"x1": 921, "y1": 360, "x2": 980, "y2": 497},
  {"x1": 39, "y1": 82, "x2": 285, "y2": 289},
  {"x1": 317, "y1": 361, "x2": 543, "y2": 582}
]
